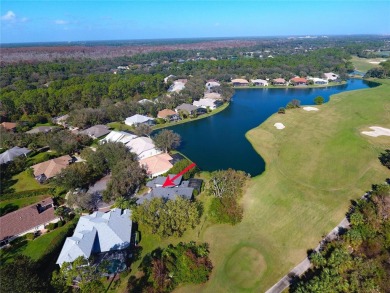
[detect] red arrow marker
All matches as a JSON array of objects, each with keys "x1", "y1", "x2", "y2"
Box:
[{"x1": 162, "y1": 162, "x2": 197, "y2": 187}]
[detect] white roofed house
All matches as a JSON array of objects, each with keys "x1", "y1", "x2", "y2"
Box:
[
  {"x1": 126, "y1": 137, "x2": 162, "y2": 160},
  {"x1": 193, "y1": 98, "x2": 222, "y2": 110},
  {"x1": 168, "y1": 79, "x2": 188, "y2": 93},
  {"x1": 124, "y1": 114, "x2": 155, "y2": 127},
  {"x1": 56, "y1": 209, "x2": 132, "y2": 267},
  {"x1": 324, "y1": 72, "x2": 339, "y2": 81},
  {"x1": 250, "y1": 79, "x2": 269, "y2": 86},
  {"x1": 205, "y1": 80, "x2": 220, "y2": 91},
  {"x1": 310, "y1": 77, "x2": 328, "y2": 85},
  {"x1": 100, "y1": 131, "x2": 137, "y2": 145}
]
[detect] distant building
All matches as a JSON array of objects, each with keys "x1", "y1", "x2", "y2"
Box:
[
  {"x1": 139, "y1": 153, "x2": 174, "y2": 177},
  {"x1": 310, "y1": 78, "x2": 328, "y2": 85},
  {"x1": 0, "y1": 198, "x2": 59, "y2": 245},
  {"x1": 124, "y1": 114, "x2": 155, "y2": 127},
  {"x1": 126, "y1": 137, "x2": 162, "y2": 160},
  {"x1": 324, "y1": 72, "x2": 339, "y2": 81},
  {"x1": 26, "y1": 126, "x2": 57, "y2": 134},
  {"x1": 56, "y1": 209, "x2": 132, "y2": 266},
  {"x1": 32, "y1": 155, "x2": 73, "y2": 183},
  {"x1": 0, "y1": 122, "x2": 17, "y2": 132},
  {"x1": 100, "y1": 131, "x2": 137, "y2": 145},
  {"x1": 80, "y1": 125, "x2": 110, "y2": 139},
  {"x1": 204, "y1": 92, "x2": 223, "y2": 100},
  {"x1": 272, "y1": 78, "x2": 287, "y2": 85},
  {"x1": 205, "y1": 80, "x2": 220, "y2": 91},
  {"x1": 0, "y1": 146, "x2": 31, "y2": 165},
  {"x1": 168, "y1": 79, "x2": 188, "y2": 93},
  {"x1": 231, "y1": 78, "x2": 249, "y2": 86},
  {"x1": 250, "y1": 79, "x2": 269, "y2": 86},
  {"x1": 53, "y1": 114, "x2": 69, "y2": 127},
  {"x1": 175, "y1": 103, "x2": 198, "y2": 115},
  {"x1": 157, "y1": 109, "x2": 178, "y2": 120},
  {"x1": 290, "y1": 77, "x2": 308, "y2": 86},
  {"x1": 193, "y1": 98, "x2": 222, "y2": 110}
]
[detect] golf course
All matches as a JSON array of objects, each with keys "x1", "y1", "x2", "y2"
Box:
[{"x1": 175, "y1": 79, "x2": 390, "y2": 293}]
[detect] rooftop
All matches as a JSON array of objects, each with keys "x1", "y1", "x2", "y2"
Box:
[
  {"x1": 0, "y1": 146, "x2": 31, "y2": 165},
  {"x1": 32, "y1": 155, "x2": 72, "y2": 179},
  {"x1": 80, "y1": 125, "x2": 110, "y2": 138}
]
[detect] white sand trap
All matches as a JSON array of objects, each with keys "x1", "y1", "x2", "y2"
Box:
[
  {"x1": 361, "y1": 126, "x2": 390, "y2": 137},
  {"x1": 274, "y1": 123, "x2": 285, "y2": 130},
  {"x1": 303, "y1": 106, "x2": 319, "y2": 111}
]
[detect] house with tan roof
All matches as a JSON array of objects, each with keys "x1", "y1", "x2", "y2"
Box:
[
  {"x1": 204, "y1": 92, "x2": 222, "y2": 100},
  {"x1": 139, "y1": 153, "x2": 174, "y2": 177},
  {"x1": 32, "y1": 155, "x2": 73, "y2": 183},
  {"x1": 272, "y1": 78, "x2": 287, "y2": 85},
  {"x1": 1, "y1": 122, "x2": 17, "y2": 132},
  {"x1": 80, "y1": 125, "x2": 110, "y2": 139},
  {"x1": 0, "y1": 198, "x2": 59, "y2": 245},
  {"x1": 231, "y1": 78, "x2": 249, "y2": 86},
  {"x1": 193, "y1": 98, "x2": 222, "y2": 110},
  {"x1": 157, "y1": 109, "x2": 176, "y2": 119},
  {"x1": 168, "y1": 79, "x2": 188, "y2": 93}
]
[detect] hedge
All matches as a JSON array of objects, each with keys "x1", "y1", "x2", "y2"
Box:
[{"x1": 0, "y1": 188, "x2": 56, "y2": 201}]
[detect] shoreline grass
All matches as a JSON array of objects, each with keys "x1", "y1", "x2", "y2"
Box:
[
  {"x1": 173, "y1": 78, "x2": 390, "y2": 292},
  {"x1": 233, "y1": 81, "x2": 347, "y2": 90}
]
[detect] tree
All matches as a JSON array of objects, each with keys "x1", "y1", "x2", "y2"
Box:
[
  {"x1": 104, "y1": 158, "x2": 146, "y2": 200},
  {"x1": 314, "y1": 96, "x2": 324, "y2": 105},
  {"x1": 379, "y1": 149, "x2": 390, "y2": 169},
  {"x1": 278, "y1": 107, "x2": 286, "y2": 114},
  {"x1": 55, "y1": 162, "x2": 92, "y2": 190},
  {"x1": 132, "y1": 197, "x2": 202, "y2": 237},
  {"x1": 153, "y1": 129, "x2": 181, "y2": 153},
  {"x1": 54, "y1": 206, "x2": 71, "y2": 222},
  {"x1": 0, "y1": 255, "x2": 45, "y2": 293},
  {"x1": 134, "y1": 123, "x2": 153, "y2": 137},
  {"x1": 67, "y1": 191, "x2": 95, "y2": 211},
  {"x1": 286, "y1": 99, "x2": 301, "y2": 109},
  {"x1": 164, "y1": 158, "x2": 199, "y2": 180}
]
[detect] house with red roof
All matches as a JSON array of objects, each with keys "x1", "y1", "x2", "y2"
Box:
[{"x1": 290, "y1": 77, "x2": 308, "y2": 86}]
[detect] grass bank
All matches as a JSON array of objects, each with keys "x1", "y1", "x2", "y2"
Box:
[
  {"x1": 351, "y1": 55, "x2": 387, "y2": 72},
  {"x1": 175, "y1": 79, "x2": 390, "y2": 292},
  {"x1": 234, "y1": 81, "x2": 346, "y2": 90}
]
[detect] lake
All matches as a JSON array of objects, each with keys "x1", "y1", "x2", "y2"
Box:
[{"x1": 167, "y1": 79, "x2": 378, "y2": 176}]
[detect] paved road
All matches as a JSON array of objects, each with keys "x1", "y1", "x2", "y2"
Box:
[{"x1": 265, "y1": 217, "x2": 350, "y2": 293}]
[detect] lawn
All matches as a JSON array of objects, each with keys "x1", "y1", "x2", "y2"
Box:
[
  {"x1": 173, "y1": 79, "x2": 390, "y2": 292},
  {"x1": 350, "y1": 55, "x2": 387, "y2": 72},
  {"x1": 0, "y1": 219, "x2": 76, "y2": 264},
  {"x1": 10, "y1": 170, "x2": 48, "y2": 192},
  {"x1": 0, "y1": 194, "x2": 49, "y2": 213}
]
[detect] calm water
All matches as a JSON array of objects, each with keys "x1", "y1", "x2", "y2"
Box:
[{"x1": 167, "y1": 79, "x2": 378, "y2": 176}]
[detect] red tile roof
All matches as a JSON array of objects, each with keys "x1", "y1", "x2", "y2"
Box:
[
  {"x1": 157, "y1": 109, "x2": 177, "y2": 119},
  {"x1": 290, "y1": 77, "x2": 307, "y2": 83},
  {"x1": 0, "y1": 198, "x2": 57, "y2": 241},
  {"x1": 1, "y1": 122, "x2": 17, "y2": 131}
]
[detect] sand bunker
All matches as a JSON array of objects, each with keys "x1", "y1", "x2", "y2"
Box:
[
  {"x1": 303, "y1": 106, "x2": 319, "y2": 111},
  {"x1": 274, "y1": 123, "x2": 285, "y2": 130},
  {"x1": 361, "y1": 126, "x2": 390, "y2": 137}
]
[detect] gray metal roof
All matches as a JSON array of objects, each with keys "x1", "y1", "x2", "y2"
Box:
[
  {"x1": 0, "y1": 146, "x2": 31, "y2": 165},
  {"x1": 56, "y1": 209, "x2": 132, "y2": 266},
  {"x1": 80, "y1": 125, "x2": 110, "y2": 138},
  {"x1": 146, "y1": 175, "x2": 183, "y2": 188},
  {"x1": 26, "y1": 126, "x2": 57, "y2": 134}
]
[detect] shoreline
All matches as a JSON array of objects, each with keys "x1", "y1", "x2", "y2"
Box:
[{"x1": 233, "y1": 80, "x2": 347, "y2": 90}]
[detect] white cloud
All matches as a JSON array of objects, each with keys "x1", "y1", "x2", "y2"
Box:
[
  {"x1": 55, "y1": 19, "x2": 69, "y2": 25},
  {"x1": 1, "y1": 11, "x2": 16, "y2": 21}
]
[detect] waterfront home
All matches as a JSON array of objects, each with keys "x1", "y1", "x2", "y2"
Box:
[
  {"x1": 126, "y1": 137, "x2": 162, "y2": 160},
  {"x1": 175, "y1": 103, "x2": 198, "y2": 116},
  {"x1": 56, "y1": 209, "x2": 132, "y2": 266},
  {"x1": 168, "y1": 79, "x2": 188, "y2": 93},
  {"x1": 231, "y1": 78, "x2": 249, "y2": 87},
  {"x1": 0, "y1": 198, "x2": 59, "y2": 246},
  {"x1": 32, "y1": 155, "x2": 73, "y2": 183},
  {"x1": 0, "y1": 146, "x2": 31, "y2": 165},
  {"x1": 204, "y1": 92, "x2": 223, "y2": 100},
  {"x1": 125, "y1": 114, "x2": 155, "y2": 127},
  {"x1": 250, "y1": 79, "x2": 269, "y2": 86},
  {"x1": 26, "y1": 126, "x2": 57, "y2": 134},
  {"x1": 80, "y1": 125, "x2": 110, "y2": 139},
  {"x1": 100, "y1": 130, "x2": 137, "y2": 145},
  {"x1": 139, "y1": 153, "x2": 174, "y2": 177},
  {"x1": 193, "y1": 98, "x2": 222, "y2": 110},
  {"x1": 157, "y1": 109, "x2": 180, "y2": 121},
  {"x1": 290, "y1": 77, "x2": 308, "y2": 86},
  {"x1": 310, "y1": 77, "x2": 328, "y2": 85},
  {"x1": 0, "y1": 122, "x2": 17, "y2": 132},
  {"x1": 272, "y1": 78, "x2": 287, "y2": 85},
  {"x1": 324, "y1": 72, "x2": 339, "y2": 81},
  {"x1": 205, "y1": 80, "x2": 220, "y2": 91}
]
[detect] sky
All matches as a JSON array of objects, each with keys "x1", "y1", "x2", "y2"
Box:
[{"x1": 1, "y1": 0, "x2": 389, "y2": 44}]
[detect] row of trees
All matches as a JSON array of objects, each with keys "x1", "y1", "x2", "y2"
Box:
[{"x1": 292, "y1": 183, "x2": 390, "y2": 292}]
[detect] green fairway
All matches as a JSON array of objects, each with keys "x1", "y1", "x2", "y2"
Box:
[
  {"x1": 10, "y1": 170, "x2": 47, "y2": 192},
  {"x1": 174, "y1": 79, "x2": 390, "y2": 293},
  {"x1": 351, "y1": 55, "x2": 387, "y2": 72}
]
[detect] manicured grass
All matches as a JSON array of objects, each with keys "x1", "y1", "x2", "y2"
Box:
[
  {"x1": 174, "y1": 79, "x2": 390, "y2": 292},
  {"x1": 107, "y1": 122, "x2": 135, "y2": 132},
  {"x1": 10, "y1": 170, "x2": 48, "y2": 192},
  {"x1": 234, "y1": 81, "x2": 346, "y2": 90},
  {"x1": 0, "y1": 219, "x2": 76, "y2": 263},
  {"x1": 351, "y1": 55, "x2": 387, "y2": 72},
  {"x1": 26, "y1": 151, "x2": 58, "y2": 165},
  {"x1": 0, "y1": 194, "x2": 49, "y2": 210}
]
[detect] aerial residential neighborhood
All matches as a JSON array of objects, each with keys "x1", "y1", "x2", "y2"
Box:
[{"x1": 1, "y1": 8, "x2": 389, "y2": 292}]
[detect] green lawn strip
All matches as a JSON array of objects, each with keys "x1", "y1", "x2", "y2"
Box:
[
  {"x1": 0, "y1": 194, "x2": 49, "y2": 210},
  {"x1": 10, "y1": 170, "x2": 49, "y2": 192},
  {"x1": 27, "y1": 151, "x2": 58, "y2": 165},
  {"x1": 175, "y1": 79, "x2": 390, "y2": 292},
  {"x1": 0, "y1": 219, "x2": 77, "y2": 264},
  {"x1": 233, "y1": 81, "x2": 346, "y2": 90}
]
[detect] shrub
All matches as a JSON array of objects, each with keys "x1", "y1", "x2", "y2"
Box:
[
  {"x1": 46, "y1": 223, "x2": 57, "y2": 231},
  {"x1": 278, "y1": 107, "x2": 286, "y2": 114},
  {"x1": 56, "y1": 221, "x2": 64, "y2": 228},
  {"x1": 25, "y1": 233, "x2": 35, "y2": 241},
  {"x1": 314, "y1": 96, "x2": 324, "y2": 105}
]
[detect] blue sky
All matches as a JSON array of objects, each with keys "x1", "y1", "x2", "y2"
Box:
[{"x1": 1, "y1": 0, "x2": 389, "y2": 44}]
